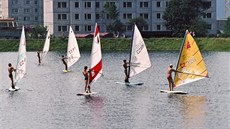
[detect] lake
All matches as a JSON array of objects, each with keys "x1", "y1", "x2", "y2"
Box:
[{"x1": 0, "y1": 51, "x2": 229, "y2": 129}]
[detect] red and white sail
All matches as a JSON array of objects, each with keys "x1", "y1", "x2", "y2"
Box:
[{"x1": 89, "y1": 23, "x2": 102, "y2": 85}]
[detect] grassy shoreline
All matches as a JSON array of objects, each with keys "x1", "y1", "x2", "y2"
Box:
[{"x1": 0, "y1": 37, "x2": 229, "y2": 52}]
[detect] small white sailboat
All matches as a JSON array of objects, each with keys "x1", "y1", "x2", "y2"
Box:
[
  {"x1": 40, "y1": 30, "x2": 50, "y2": 63},
  {"x1": 116, "y1": 24, "x2": 151, "y2": 86},
  {"x1": 9, "y1": 26, "x2": 27, "y2": 91},
  {"x1": 77, "y1": 23, "x2": 102, "y2": 96},
  {"x1": 161, "y1": 30, "x2": 209, "y2": 94},
  {"x1": 64, "y1": 26, "x2": 80, "y2": 72}
]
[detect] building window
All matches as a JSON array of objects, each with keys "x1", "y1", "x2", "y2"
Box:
[
  {"x1": 85, "y1": 14, "x2": 92, "y2": 20},
  {"x1": 96, "y1": 2, "x2": 100, "y2": 8},
  {"x1": 207, "y1": 13, "x2": 212, "y2": 18},
  {"x1": 140, "y1": 2, "x2": 148, "y2": 8},
  {"x1": 58, "y1": 14, "x2": 68, "y2": 20},
  {"x1": 140, "y1": 13, "x2": 149, "y2": 19},
  {"x1": 24, "y1": 16, "x2": 30, "y2": 21},
  {"x1": 203, "y1": 1, "x2": 211, "y2": 9},
  {"x1": 96, "y1": 14, "x2": 100, "y2": 19},
  {"x1": 58, "y1": 2, "x2": 67, "y2": 8},
  {"x1": 143, "y1": 25, "x2": 149, "y2": 31},
  {"x1": 156, "y1": 2, "x2": 161, "y2": 7},
  {"x1": 106, "y1": 2, "x2": 115, "y2": 6},
  {"x1": 35, "y1": 0, "x2": 38, "y2": 5},
  {"x1": 75, "y1": 26, "x2": 79, "y2": 31},
  {"x1": 85, "y1": 2, "x2": 92, "y2": 8},
  {"x1": 85, "y1": 25, "x2": 92, "y2": 31},
  {"x1": 207, "y1": 24, "x2": 212, "y2": 30},
  {"x1": 25, "y1": 0, "x2": 31, "y2": 4},
  {"x1": 35, "y1": 8, "x2": 38, "y2": 13},
  {"x1": 12, "y1": 0, "x2": 18, "y2": 4},
  {"x1": 75, "y1": 14, "x2": 79, "y2": 20},
  {"x1": 166, "y1": 1, "x2": 169, "y2": 7},
  {"x1": 75, "y1": 2, "x2": 79, "y2": 8},
  {"x1": 126, "y1": 25, "x2": 132, "y2": 31},
  {"x1": 58, "y1": 26, "x2": 68, "y2": 32},
  {"x1": 123, "y1": 13, "x2": 132, "y2": 19},
  {"x1": 12, "y1": 8, "x2": 19, "y2": 13},
  {"x1": 157, "y1": 25, "x2": 161, "y2": 30},
  {"x1": 35, "y1": 16, "x2": 38, "y2": 21},
  {"x1": 157, "y1": 13, "x2": 161, "y2": 19},
  {"x1": 24, "y1": 8, "x2": 31, "y2": 13},
  {"x1": 123, "y1": 2, "x2": 132, "y2": 8}
]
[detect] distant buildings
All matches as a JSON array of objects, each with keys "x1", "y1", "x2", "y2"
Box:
[{"x1": 0, "y1": 0, "x2": 218, "y2": 37}]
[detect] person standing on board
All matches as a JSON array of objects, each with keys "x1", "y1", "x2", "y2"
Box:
[
  {"x1": 167, "y1": 64, "x2": 179, "y2": 91},
  {"x1": 37, "y1": 51, "x2": 42, "y2": 65},
  {"x1": 123, "y1": 59, "x2": 130, "y2": 83},
  {"x1": 61, "y1": 55, "x2": 68, "y2": 71},
  {"x1": 83, "y1": 66, "x2": 91, "y2": 93},
  {"x1": 8, "y1": 63, "x2": 16, "y2": 89}
]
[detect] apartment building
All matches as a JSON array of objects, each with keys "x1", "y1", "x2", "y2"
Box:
[
  {"x1": 3, "y1": 0, "x2": 217, "y2": 36},
  {"x1": 8, "y1": 0, "x2": 43, "y2": 27}
]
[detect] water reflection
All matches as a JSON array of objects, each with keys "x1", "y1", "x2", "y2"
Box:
[{"x1": 169, "y1": 94, "x2": 207, "y2": 128}]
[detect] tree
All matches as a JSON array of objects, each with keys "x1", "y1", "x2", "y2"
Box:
[
  {"x1": 127, "y1": 17, "x2": 147, "y2": 30},
  {"x1": 163, "y1": 0, "x2": 209, "y2": 37},
  {"x1": 221, "y1": 17, "x2": 230, "y2": 37},
  {"x1": 27, "y1": 25, "x2": 48, "y2": 39},
  {"x1": 101, "y1": 3, "x2": 124, "y2": 34}
]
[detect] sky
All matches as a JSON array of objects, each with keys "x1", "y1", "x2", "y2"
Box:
[{"x1": 216, "y1": 0, "x2": 226, "y2": 19}]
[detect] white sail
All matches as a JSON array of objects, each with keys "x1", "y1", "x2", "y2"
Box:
[
  {"x1": 15, "y1": 26, "x2": 27, "y2": 85},
  {"x1": 89, "y1": 23, "x2": 102, "y2": 85},
  {"x1": 41, "y1": 31, "x2": 50, "y2": 62},
  {"x1": 128, "y1": 24, "x2": 151, "y2": 77},
  {"x1": 67, "y1": 26, "x2": 80, "y2": 68}
]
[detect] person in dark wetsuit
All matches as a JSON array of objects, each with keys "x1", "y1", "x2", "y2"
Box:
[
  {"x1": 123, "y1": 60, "x2": 130, "y2": 83},
  {"x1": 83, "y1": 66, "x2": 91, "y2": 93},
  {"x1": 167, "y1": 64, "x2": 178, "y2": 91},
  {"x1": 8, "y1": 63, "x2": 16, "y2": 89},
  {"x1": 61, "y1": 55, "x2": 68, "y2": 71},
  {"x1": 37, "y1": 51, "x2": 42, "y2": 65}
]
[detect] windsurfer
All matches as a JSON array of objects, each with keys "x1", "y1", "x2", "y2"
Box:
[
  {"x1": 61, "y1": 55, "x2": 68, "y2": 71},
  {"x1": 8, "y1": 63, "x2": 16, "y2": 89},
  {"x1": 37, "y1": 51, "x2": 42, "y2": 65},
  {"x1": 83, "y1": 66, "x2": 91, "y2": 93},
  {"x1": 167, "y1": 64, "x2": 178, "y2": 91},
  {"x1": 123, "y1": 59, "x2": 130, "y2": 83}
]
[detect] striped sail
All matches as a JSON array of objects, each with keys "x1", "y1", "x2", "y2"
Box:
[
  {"x1": 174, "y1": 30, "x2": 208, "y2": 87},
  {"x1": 89, "y1": 23, "x2": 102, "y2": 85},
  {"x1": 41, "y1": 31, "x2": 50, "y2": 63},
  {"x1": 128, "y1": 24, "x2": 151, "y2": 77},
  {"x1": 15, "y1": 26, "x2": 27, "y2": 85},
  {"x1": 67, "y1": 26, "x2": 80, "y2": 68}
]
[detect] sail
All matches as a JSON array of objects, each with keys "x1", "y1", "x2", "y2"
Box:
[
  {"x1": 89, "y1": 23, "x2": 102, "y2": 85},
  {"x1": 174, "y1": 30, "x2": 208, "y2": 87},
  {"x1": 67, "y1": 26, "x2": 80, "y2": 68},
  {"x1": 128, "y1": 24, "x2": 151, "y2": 77},
  {"x1": 41, "y1": 31, "x2": 50, "y2": 62},
  {"x1": 15, "y1": 26, "x2": 27, "y2": 85}
]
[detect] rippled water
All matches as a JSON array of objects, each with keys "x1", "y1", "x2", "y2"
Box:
[{"x1": 0, "y1": 51, "x2": 229, "y2": 129}]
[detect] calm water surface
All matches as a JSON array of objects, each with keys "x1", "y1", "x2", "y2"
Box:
[{"x1": 0, "y1": 51, "x2": 229, "y2": 129}]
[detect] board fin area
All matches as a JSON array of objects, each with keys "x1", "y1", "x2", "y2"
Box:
[
  {"x1": 115, "y1": 82, "x2": 144, "y2": 86},
  {"x1": 160, "y1": 90, "x2": 187, "y2": 94},
  {"x1": 77, "y1": 92, "x2": 97, "y2": 96},
  {"x1": 8, "y1": 86, "x2": 20, "y2": 92}
]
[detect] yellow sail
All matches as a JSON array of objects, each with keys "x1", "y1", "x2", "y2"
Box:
[{"x1": 174, "y1": 30, "x2": 208, "y2": 87}]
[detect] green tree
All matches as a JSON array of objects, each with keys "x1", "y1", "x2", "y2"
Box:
[
  {"x1": 101, "y1": 3, "x2": 124, "y2": 34},
  {"x1": 163, "y1": 0, "x2": 209, "y2": 37},
  {"x1": 27, "y1": 25, "x2": 48, "y2": 39},
  {"x1": 127, "y1": 17, "x2": 147, "y2": 30},
  {"x1": 221, "y1": 17, "x2": 230, "y2": 37}
]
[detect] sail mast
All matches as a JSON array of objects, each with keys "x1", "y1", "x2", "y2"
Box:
[{"x1": 128, "y1": 24, "x2": 135, "y2": 77}]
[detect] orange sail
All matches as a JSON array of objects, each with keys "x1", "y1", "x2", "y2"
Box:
[{"x1": 174, "y1": 30, "x2": 208, "y2": 87}]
